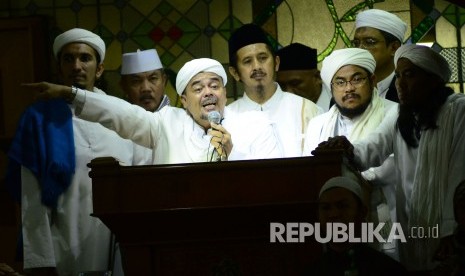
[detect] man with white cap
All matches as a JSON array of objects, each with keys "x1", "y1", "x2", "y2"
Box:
[
  {"x1": 227, "y1": 24, "x2": 321, "y2": 158},
  {"x1": 303, "y1": 48, "x2": 397, "y2": 153},
  {"x1": 9, "y1": 28, "x2": 136, "y2": 275},
  {"x1": 353, "y1": 9, "x2": 408, "y2": 102},
  {"x1": 308, "y1": 176, "x2": 406, "y2": 274},
  {"x1": 302, "y1": 48, "x2": 398, "y2": 259},
  {"x1": 22, "y1": 58, "x2": 283, "y2": 164},
  {"x1": 120, "y1": 49, "x2": 170, "y2": 112},
  {"x1": 119, "y1": 49, "x2": 171, "y2": 165},
  {"x1": 313, "y1": 44, "x2": 465, "y2": 272}
]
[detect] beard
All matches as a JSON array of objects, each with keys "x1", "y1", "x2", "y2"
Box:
[
  {"x1": 335, "y1": 93, "x2": 372, "y2": 118},
  {"x1": 397, "y1": 104, "x2": 419, "y2": 148},
  {"x1": 254, "y1": 84, "x2": 266, "y2": 100},
  {"x1": 72, "y1": 82, "x2": 86, "y2": 90}
]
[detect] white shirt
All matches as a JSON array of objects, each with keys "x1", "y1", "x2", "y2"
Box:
[
  {"x1": 73, "y1": 89, "x2": 283, "y2": 164},
  {"x1": 316, "y1": 84, "x2": 332, "y2": 112},
  {"x1": 227, "y1": 84, "x2": 322, "y2": 157},
  {"x1": 22, "y1": 89, "x2": 135, "y2": 275}
]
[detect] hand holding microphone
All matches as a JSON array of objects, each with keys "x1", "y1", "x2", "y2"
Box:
[{"x1": 207, "y1": 111, "x2": 232, "y2": 161}]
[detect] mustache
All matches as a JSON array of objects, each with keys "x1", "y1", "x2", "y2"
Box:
[
  {"x1": 251, "y1": 70, "x2": 265, "y2": 78},
  {"x1": 201, "y1": 96, "x2": 217, "y2": 106},
  {"x1": 70, "y1": 73, "x2": 86, "y2": 78},
  {"x1": 139, "y1": 94, "x2": 154, "y2": 101},
  {"x1": 342, "y1": 93, "x2": 360, "y2": 101}
]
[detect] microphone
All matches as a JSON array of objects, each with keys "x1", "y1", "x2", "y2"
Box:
[
  {"x1": 207, "y1": 111, "x2": 223, "y2": 161},
  {"x1": 207, "y1": 110, "x2": 221, "y2": 125}
]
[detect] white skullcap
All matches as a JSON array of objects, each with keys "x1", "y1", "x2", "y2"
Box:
[
  {"x1": 53, "y1": 28, "x2": 106, "y2": 64},
  {"x1": 175, "y1": 58, "x2": 227, "y2": 96},
  {"x1": 394, "y1": 44, "x2": 451, "y2": 83},
  {"x1": 356, "y1": 9, "x2": 407, "y2": 42},
  {"x1": 321, "y1": 48, "x2": 376, "y2": 90},
  {"x1": 121, "y1": 49, "x2": 163, "y2": 75},
  {"x1": 319, "y1": 176, "x2": 363, "y2": 202}
]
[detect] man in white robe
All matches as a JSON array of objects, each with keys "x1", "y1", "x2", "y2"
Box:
[
  {"x1": 120, "y1": 48, "x2": 170, "y2": 113},
  {"x1": 313, "y1": 44, "x2": 465, "y2": 272},
  {"x1": 302, "y1": 48, "x2": 398, "y2": 259},
  {"x1": 14, "y1": 28, "x2": 136, "y2": 275},
  {"x1": 227, "y1": 24, "x2": 322, "y2": 157},
  {"x1": 119, "y1": 48, "x2": 171, "y2": 165},
  {"x1": 353, "y1": 9, "x2": 407, "y2": 103},
  {"x1": 24, "y1": 58, "x2": 283, "y2": 164}
]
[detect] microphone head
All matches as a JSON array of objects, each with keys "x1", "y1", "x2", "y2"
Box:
[{"x1": 207, "y1": 110, "x2": 222, "y2": 124}]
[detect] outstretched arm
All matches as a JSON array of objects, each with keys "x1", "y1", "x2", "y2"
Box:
[
  {"x1": 22, "y1": 82, "x2": 159, "y2": 149},
  {"x1": 22, "y1": 82, "x2": 76, "y2": 102}
]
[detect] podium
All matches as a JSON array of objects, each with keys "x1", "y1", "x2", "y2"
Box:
[{"x1": 89, "y1": 152, "x2": 354, "y2": 275}]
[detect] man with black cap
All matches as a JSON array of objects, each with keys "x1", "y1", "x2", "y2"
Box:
[
  {"x1": 7, "y1": 28, "x2": 136, "y2": 275},
  {"x1": 353, "y1": 9, "x2": 407, "y2": 102},
  {"x1": 227, "y1": 24, "x2": 322, "y2": 158},
  {"x1": 276, "y1": 43, "x2": 331, "y2": 112}
]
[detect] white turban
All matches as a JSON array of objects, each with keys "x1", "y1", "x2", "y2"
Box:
[
  {"x1": 319, "y1": 176, "x2": 363, "y2": 202},
  {"x1": 356, "y1": 9, "x2": 407, "y2": 42},
  {"x1": 394, "y1": 44, "x2": 451, "y2": 82},
  {"x1": 321, "y1": 48, "x2": 376, "y2": 90},
  {"x1": 53, "y1": 28, "x2": 106, "y2": 64},
  {"x1": 175, "y1": 58, "x2": 227, "y2": 96}
]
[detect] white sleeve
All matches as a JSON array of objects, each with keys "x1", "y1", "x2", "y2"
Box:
[
  {"x1": 353, "y1": 108, "x2": 397, "y2": 170},
  {"x1": 73, "y1": 88, "x2": 160, "y2": 149}
]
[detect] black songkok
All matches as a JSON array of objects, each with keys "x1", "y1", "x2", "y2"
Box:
[
  {"x1": 277, "y1": 43, "x2": 318, "y2": 71},
  {"x1": 228, "y1": 23, "x2": 272, "y2": 65}
]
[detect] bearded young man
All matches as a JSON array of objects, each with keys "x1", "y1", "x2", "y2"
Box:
[{"x1": 313, "y1": 44, "x2": 465, "y2": 273}]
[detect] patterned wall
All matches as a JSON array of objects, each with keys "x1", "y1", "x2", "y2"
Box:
[{"x1": 0, "y1": 0, "x2": 463, "y2": 105}]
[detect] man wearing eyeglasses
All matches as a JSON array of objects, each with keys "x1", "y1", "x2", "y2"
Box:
[
  {"x1": 353, "y1": 9, "x2": 407, "y2": 103},
  {"x1": 312, "y1": 44, "x2": 465, "y2": 273},
  {"x1": 303, "y1": 48, "x2": 397, "y2": 155},
  {"x1": 303, "y1": 48, "x2": 398, "y2": 260}
]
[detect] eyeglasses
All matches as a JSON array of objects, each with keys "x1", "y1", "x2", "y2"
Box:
[
  {"x1": 351, "y1": 38, "x2": 384, "y2": 49},
  {"x1": 331, "y1": 76, "x2": 368, "y2": 90}
]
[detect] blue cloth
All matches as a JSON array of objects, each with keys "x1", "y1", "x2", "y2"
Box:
[{"x1": 5, "y1": 99, "x2": 75, "y2": 209}]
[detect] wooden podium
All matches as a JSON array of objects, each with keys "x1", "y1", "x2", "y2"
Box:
[{"x1": 89, "y1": 152, "x2": 353, "y2": 275}]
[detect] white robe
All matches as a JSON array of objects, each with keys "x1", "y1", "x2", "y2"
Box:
[
  {"x1": 227, "y1": 84, "x2": 322, "y2": 157},
  {"x1": 352, "y1": 93, "x2": 465, "y2": 270},
  {"x1": 22, "y1": 89, "x2": 135, "y2": 276},
  {"x1": 303, "y1": 92, "x2": 399, "y2": 258},
  {"x1": 74, "y1": 89, "x2": 283, "y2": 163}
]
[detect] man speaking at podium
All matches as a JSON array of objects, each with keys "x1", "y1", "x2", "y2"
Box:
[{"x1": 24, "y1": 58, "x2": 283, "y2": 163}]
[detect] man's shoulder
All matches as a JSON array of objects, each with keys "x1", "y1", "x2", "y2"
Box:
[
  {"x1": 225, "y1": 106, "x2": 270, "y2": 123},
  {"x1": 310, "y1": 110, "x2": 332, "y2": 124},
  {"x1": 357, "y1": 245, "x2": 407, "y2": 274},
  {"x1": 227, "y1": 97, "x2": 245, "y2": 109},
  {"x1": 280, "y1": 91, "x2": 321, "y2": 111}
]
